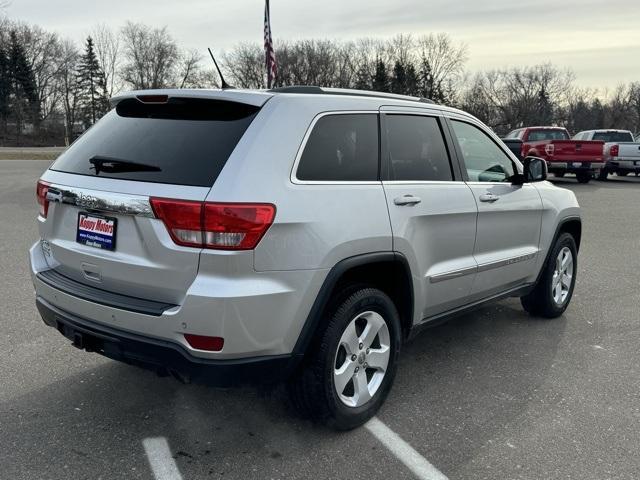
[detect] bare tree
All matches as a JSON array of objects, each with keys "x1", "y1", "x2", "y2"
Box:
[
  {"x1": 120, "y1": 22, "x2": 179, "y2": 89},
  {"x1": 460, "y1": 64, "x2": 575, "y2": 134},
  {"x1": 416, "y1": 33, "x2": 468, "y2": 101},
  {"x1": 91, "y1": 23, "x2": 120, "y2": 97},
  {"x1": 56, "y1": 39, "x2": 81, "y2": 144},
  {"x1": 222, "y1": 43, "x2": 264, "y2": 88}
]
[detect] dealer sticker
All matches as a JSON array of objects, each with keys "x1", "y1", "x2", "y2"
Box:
[{"x1": 76, "y1": 212, "x2": 117, "y2": 251}]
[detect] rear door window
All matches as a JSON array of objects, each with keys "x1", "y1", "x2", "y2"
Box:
[
  {"x1": 296, "y1": 114, "x2": 379, "y2": 181},
  {"x1": 50, "y1": 97, "x2": 260, "y2": 187},
  {"x1": 383, "y1": 114, "x2": 453, "y2": 181}
]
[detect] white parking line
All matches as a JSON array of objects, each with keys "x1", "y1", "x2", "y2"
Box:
[
  {"x1": 143, "y1": 437, "x2": 184, "y2": 480},
  {"x1": 365, "y1": 417, "x2": 448, "y2": 480}
]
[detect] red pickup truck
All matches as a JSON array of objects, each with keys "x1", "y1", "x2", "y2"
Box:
[{"x1": 504, "y1": 126, "x2": 605, "y2": 183}]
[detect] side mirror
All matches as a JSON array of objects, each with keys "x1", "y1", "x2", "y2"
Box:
[{"x1": 523, "y1": 156, "x2": 547, "y2": 182}]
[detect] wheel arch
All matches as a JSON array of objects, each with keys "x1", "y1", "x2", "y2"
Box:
[
  {"x1": 292, "y1": 252, "x2": 414, "y2": 359},
  {"x1": 534, "y1": 216, "x2": 582, "y2": 286}
]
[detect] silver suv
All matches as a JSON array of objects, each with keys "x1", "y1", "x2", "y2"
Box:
[{"x1": 30, "y1": 87, "x2": 581, "y2": 430}]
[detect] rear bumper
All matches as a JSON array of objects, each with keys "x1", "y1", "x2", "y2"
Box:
[
  {"x1": 36, "y1": 296, "x2": 300, "y2": 386},
  {"x1": 30, "y1": 241, "x2": 327, "y2": 359},
  {"x1": 605, "y1": 159, "x2": 640, "y2": 172},
  {"x1": 547, "y1": 162, "x2": 605, "y2": 172}
]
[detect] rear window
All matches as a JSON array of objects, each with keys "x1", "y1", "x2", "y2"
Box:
[
  {"x1": 592, "y1": 131, "x2": 634, "y2": 142},
  {"x1": 50, "y1": 97, "x2": 260, "y2": 187},
  {"x1": 527, "y1": 130, "x2": 569, "y2": 141},
  {"x1": 296, "y1": 114, "x2": 378, "y2": 181}
]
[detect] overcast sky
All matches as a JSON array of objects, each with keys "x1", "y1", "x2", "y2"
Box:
[{"x1": 7, "y1": 0, "x2": 640, "y2": 89}]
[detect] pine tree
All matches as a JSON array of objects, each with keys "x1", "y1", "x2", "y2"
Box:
[
  {"x1": 372, "y1": 58, "x2": 389, "y2": 93},
  {"x1": 537, "y1": 85, "x2": 553, "y2": 126},
  {"x1": 390, "y1": 61, "x2": 407, "y2": 94},
  {"x1": 417, "y1": 57, "x2": 435, "y2": 100},
  {"x1": 8, "y1": 30, "x2": 38, "y2": 142},
  {"x1": 354, "y1": 63, "x2": 371, "y2": 91},
  {"x1": 77, "y1": 37, "x2": 109, "y2": 127},
  {"x1": 405, "y1": 63, "x2": 418, "y2": 97}
]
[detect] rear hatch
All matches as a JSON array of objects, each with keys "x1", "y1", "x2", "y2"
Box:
[
  {"x1": 549, "y1": 140, "x2": 604, "y2": 162},
  {"x1": 38, "y1": 93, "x2": 264, "y2": 305}
]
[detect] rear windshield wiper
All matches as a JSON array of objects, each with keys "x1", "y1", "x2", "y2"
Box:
[{"x1": 89, "y1": 155, "x2": 162, "y2": 175}]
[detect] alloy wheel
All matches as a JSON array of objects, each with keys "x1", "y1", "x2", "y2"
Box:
[
  {"x1": 552, "y1": 246, "x2": 574, "y2": 306},
  {"x1": 333, "y1": 311, "x2": 390, "y2": 408}
]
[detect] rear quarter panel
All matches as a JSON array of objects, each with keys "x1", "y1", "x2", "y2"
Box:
[{"x1": 204, "y1": 95, "x2": 394, "y2": 272}]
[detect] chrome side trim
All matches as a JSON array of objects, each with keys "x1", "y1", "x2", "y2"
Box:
[
  {"x1": 46, "y1": 185, "x2": 154, "y2": 218},
  {"x1": 429, "y1": 252, "x2": 538, "y2": 283},
  {"x1": 477, "y1": 252, "x2": 537, "y2": 273},
  {"x1": 429, "y1": 265, "x2": 477, "y2": 283}
]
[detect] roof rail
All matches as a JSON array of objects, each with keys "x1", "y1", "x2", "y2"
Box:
[{"x1": 268, "y1": 86, "x2": 436, "y2": 104}]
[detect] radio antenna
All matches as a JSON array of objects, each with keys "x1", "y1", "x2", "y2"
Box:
[{"x1": 208, "y1": 48, "x2": 234, "y2": 89}]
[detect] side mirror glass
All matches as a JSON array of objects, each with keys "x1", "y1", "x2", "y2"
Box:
[{"x1": 523, "y1": 156, "x2": 547, "y2": 182}]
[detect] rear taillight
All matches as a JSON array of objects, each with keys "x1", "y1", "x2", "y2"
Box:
[
  {"x1": 545, "y1": 144, "x2": 555, "y2": 156},
  {"x1": 609, "y1": 144, "x2": 619, "y2": 157},
  {"x1": 36, "y1": 180, "x2": 50, "y2": 218},
  {"x1": 150, "y1": 198, "x2": 276, "y2": 250}
]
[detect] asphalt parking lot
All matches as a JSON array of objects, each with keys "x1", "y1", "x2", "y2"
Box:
[{"x1": 1, "y1": 160, "x2": 639, "y2": 480}]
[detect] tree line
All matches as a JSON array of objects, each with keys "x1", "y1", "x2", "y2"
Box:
[{"x1": 0, "y1": 14, "x2": 638, "y2": 146}]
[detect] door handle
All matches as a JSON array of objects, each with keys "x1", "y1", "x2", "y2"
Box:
[
  {"x1": 394, "y1": 195, "x2": 422, "y2": 206},
  {"x1": 479, "y1": 193, "x2": 499, "y2": 203}
]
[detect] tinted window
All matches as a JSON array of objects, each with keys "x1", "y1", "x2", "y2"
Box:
[
  {"x1": 384, "y1": 115, "x2": 453, "y2": 181},
  {"x1": 296, "y1": 114, "x2": 378, "y2": 181},
  {"x1": 51, "y1": 98, "x2": 260, "y2": 187},
  {"x1": 592, "y1": 131, "x2": 634, "y2": 142},
  {"x1": 451, "y1": 120, "x2": 516, "y2": 182},
  {"x1": 527, "y1": 129, "x2": 569, "y2": 141}
]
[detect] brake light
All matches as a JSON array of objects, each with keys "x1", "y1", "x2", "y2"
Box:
[
  {"x1": 136, "y1": 94, "x2": 169, "y2": 104},
  {"x1": 184, "y1": 334, "x2": 224, "y2": 351},
  {"x1": 609, "y1": 144, "x2": 619, "y2": 157},
  {"x1": 545, "y1": 144, "x2": 555, "y2": 156},
  {"x1": 150, "y1": 198, "x2": 276, "y2": 250},
  {"x1": 36, "y1": 180, "x2": 50, "y2": 218}
]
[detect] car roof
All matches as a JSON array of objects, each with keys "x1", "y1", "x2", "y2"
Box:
[{"x1": 109, "y1": 86, "x2": 470, "y2": 119}]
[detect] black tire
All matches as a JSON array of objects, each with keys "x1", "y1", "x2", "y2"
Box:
[
  {"x1": 576, "y1": 172, "x2": 591, "y2": 183},
  {"x1": 521, "y1": 232, "x2": 577, "y2": 318},
  {"x1": 554, "y1": 171, "x2": 565, "y2": 178},
  {"x1": 597, "y1": 169, "x2": 608, "y2": 181},
  {"x1": 617, "y1": 171, "x2": 629, "y2": 177},
  {"x1": 288, "y1": 287, "x2": 402, "y2": 430}
]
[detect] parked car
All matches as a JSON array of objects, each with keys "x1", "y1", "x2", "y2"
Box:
[
  {"x1": 505, "y1": 126, "x2": 605, "y2": 183},
  {"x1": 31, "y1": 87, "x2": 582, "y2": 429},
  {"x1": 573, "y1": 129, "x2": 640, "y2": 179},
  {"x1": 501, "y1": 137, "x2": 524, "y2": 160}
]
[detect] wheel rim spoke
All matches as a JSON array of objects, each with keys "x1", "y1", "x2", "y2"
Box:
[
  {"x1": 366, "y1": 346, "x2": 389, "y2": 372},
  {"x1": 334, "y1": 360, "x2": 356, "y2": 394},
  {"x1": 360, "y1": 311, "x2": 385, "y2": 348},
  {"x1": 341, "y1": 321, "x2": 360, "y2": 356},
  {"x1": 352, "y1": 369, "x2": 371, "y2": 404}
]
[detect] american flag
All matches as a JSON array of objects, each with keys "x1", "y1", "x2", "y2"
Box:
[{"x1": 264, "y1": 0, "x2": 277, "y2": 88}]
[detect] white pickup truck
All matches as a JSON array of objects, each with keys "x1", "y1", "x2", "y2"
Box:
[{"x1": 573, "y1": 129, "x2": 640, "y2": 180}]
